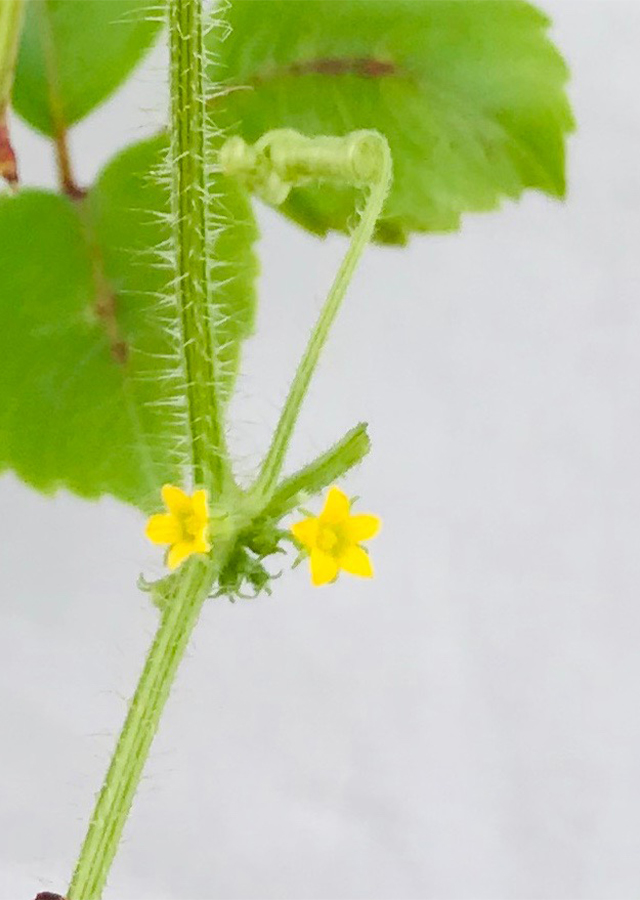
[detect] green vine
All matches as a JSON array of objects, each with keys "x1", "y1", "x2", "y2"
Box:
[
  {"x1": 67, "y1": 0, "x2": 228, "y2": 891},
  {"x1": 220, "y1": 130, "x2": 393, "y2": 498},
  {"x1": 64, "y1": 2, "x2": 392, "y2": 895}
]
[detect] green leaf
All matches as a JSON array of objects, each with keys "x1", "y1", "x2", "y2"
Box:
[
  {"x1": 0, "y1": 179, "x2": 181, "y2": 509},
  {"x1": 209, "y1": 0, "x2": 573, "y2": 244},
  {"x1": 0, "y1": 136, "x2": 258, "y2": 508},
  {"x1": 13, "y1": 0, "x2": 165, "y2": 136}
]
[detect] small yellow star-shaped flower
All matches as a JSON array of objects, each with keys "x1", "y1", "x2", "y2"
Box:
[
  {"x1": 145, "y1": 484, "x2": 211, "y2": 570},
  {"x1": 291, "y1": 486, "x2": 381, "y2": 586}
]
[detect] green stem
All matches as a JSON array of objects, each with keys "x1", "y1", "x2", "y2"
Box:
[
  {"x1": 254, "y1": 135, "x2": 392, "y2": 498},
  {"x1": 170, "y1": 0, "x2": 229, "y2": 494},
  {"x1": 67, "y1": 0, "x2": 234, "y2": 895},
  {"x1": 67, "y1": 559, "x2": 219, "y2": 900}
]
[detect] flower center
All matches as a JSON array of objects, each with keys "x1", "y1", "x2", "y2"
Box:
[
  {"x1": 317, "y1": 524, "x2": 342, "y2": 555},
  {"x1": 178, "y1": 511, "x2": 201, "y2": 542}
]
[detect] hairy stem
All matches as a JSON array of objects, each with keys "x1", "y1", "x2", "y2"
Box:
[
  {"x1": 254, "y1": 134, "x2": 392, "y2": 497},
  {"x1": 67, "y1": 559, "x2": 221, "y2": 900},
  {"x1": 67, "y1": 0, "x2": 233, "y2": 895},
  {"x1": 170, "y1": 0, "x2": 229, "y2": 494}
]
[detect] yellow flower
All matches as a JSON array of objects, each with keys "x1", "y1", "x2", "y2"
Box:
[
  {"x1": 291, "y1": 486, "x2": 381, "y2": 587},
  {"x1": 145, "y1": 484, "x2": 210, "y2": 571}
]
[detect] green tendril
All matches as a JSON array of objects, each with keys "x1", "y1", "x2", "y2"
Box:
[{"x1": 222, "y1": 129, "x2": 392, "y2": 499}]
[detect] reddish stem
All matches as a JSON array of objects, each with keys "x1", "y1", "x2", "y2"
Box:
[{"x1": 0, "y1": 111, "x2": 18, "y2": 185}]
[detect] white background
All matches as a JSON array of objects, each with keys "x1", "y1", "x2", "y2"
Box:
[{"x1": 2, "y1": 3, "x2": 640, "y2": 898}]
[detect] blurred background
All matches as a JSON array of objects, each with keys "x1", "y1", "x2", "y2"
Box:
[{"x1": 2, "y1": 2, "x2": 640, "y2": 898}]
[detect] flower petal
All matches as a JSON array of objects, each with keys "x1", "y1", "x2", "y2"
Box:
[
  {"x1": 339, "y1": 545, "x2": 374, "y2": 579},
  {"x1": 191, "y1": 534, "x2": 211, "y2": 555},
  {"x1": 191, "y1": 488, "x2": 209, "y2": 523},
  {"x1": 291, "y1": 517, "x2": 319, "y2": 550},
  {"x1": 161, "y1": 483, "x2": 191, "y2": 515},
  {"x1": 145, "y1": 513, "x2": 180, "y2": 545},
  {"x1": 345, "y1": 514, "x2": 381, "y2": 543},
  {"x1": 167, "y1": 541, "x2": 194, "y2": 571},
  {"x1": 321, "y1": 486, "x2": 350, "y2": 525},
  {"x1": 310, "y1": 549, "x2": 339, "y2": 586}
]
